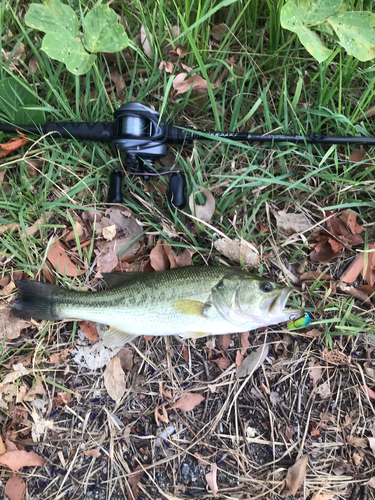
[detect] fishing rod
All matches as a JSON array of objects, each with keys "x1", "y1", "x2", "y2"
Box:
[{"x1": 1, "y1": 102, "x2": 374, "y2": 207}]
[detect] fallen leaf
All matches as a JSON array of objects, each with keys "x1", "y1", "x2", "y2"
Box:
[
  {"x1": 368, "y1": 477, "x2": 375, "y2": 488},
  {"x1": 339, "y1": 210, "x2": 365, "y2": 235},
  {"x1": 31, "y1": 408, "x2": 54, "y2": 441},
  {"x1": 346, "y1": 435, "x2": 368, "y2": 448},
  {"x1": 110, "y1": 68, "x2": 124, "y2": 96},
  {"x1": 308, "y1": 361, "x2": 322, "y2": 386},
  {"x1": 361, "y1": 384, "x2": 375, "y2": 400},
  {"x1": 159, "y1": 61, "x2": 174, "y2": 73},
  {"x1": 352, "y1": 451, "x2": 364, "y2": 466},
  {"x1": 210, "y1": 23, "x2": 229, "y2": 41},
  {"x1": 340, "y1": 254, "x2": 364, "y2": 283},
  {"x1": 195, "y1": 452, "x2": 210, "y2": 465},
  {"x1": 235, "y1": 350, "x2": 244, "y2": 366},
  {"x1": 322, "y1": 348, "x2": 350, "y2": 365},
  {"x1": 175, "y1": 248, "x2": 194, "y2": 267},
  {"x1": 127, "y1": 464, "x2": 145, "y2": 500},
  {"x1": 171, "y1": 392, "x2": 205, "y2": 412},
  {"x1": 0, "y1": 436, "x2": 6, "y2": 455},
  {"x1": 311, "y1": 492, "x2": 337, "y2": 500},
  {"x1": 214, "y1": 238, "x2": 260, "y2": 268},
  {"x1": 150, "y1": 240, "x2": 170, "y2": 271},
  {"x1": 189, "y1": 186, "x2": 215, "y2": 222},
  {"x1": 155, "y1": 406, "x2": 169, "y2": 425},
  {"x1": 368, "y1": 437, "x2": 375, "y2": 457},
  {"x1": 24, "y1": 213, "x2": 47, "y2": 238},
  {"x1": 274, "y1": 210, "x2": 311, "y2": 235},
  {"x1": 23, "y1": 379, "x2": 46, "y2": 402},
  {"x1": 0, "y1": 304, "x2": 32, "y2": 341},
  {"x1": 102, "y1": 224, "x2": 117, "y2": 241},
  {"x1": 310, "y1": 427, "x2": 320, "y2": 437},
  {"x1": 173, "y1": 72, "x2": 209, "y2": 95},
  {"x1": 54, "y1": 391, "x2": 72, "y2": 407},
  {"x1": 212, "y1": 356, "x2": 231, "y2": 371},
  {"x1": 350, "y1": 148, "x2": 373, "y2": 165},
  {"x1": 236, "y1": 344, "x2": 269, "y2": 378},
  {"x1": 217, "y1": 333, "x2": 231, "y2": 350},
  {"x1": 103, "y1": 356, "x2": 126, "y2": 404},
  {"x1": 286, "y1": 454, "x2": 309, "y2": 496},
  {"x1": 0, "y1": 448, "x2": 45, "y2": 471},
  {"x1": 28, "y1": 55, "x2": 38, "y2": 73},
  {"x1": 47, "y1": 240, "x2": 86, "y2": 276},
  {"x1": 0, "y1": 280, "x2": 15, "y2": 295},
  {"x1": 169, "y1": 44, "x2": 187, "y2": 59},
  {"x1": 343, "y1": 409, "x2": 359, "y2": 427},
  {"x1": 84, "y1": 449, "x2": 102, "y2": 458},
  {"x1": 337, "y1": 281, "x2": 371, "y2": 304},
  {"x1": 95, "y1": 250, "x2": 118, "y2": 277},
  {"x1": 79, "y1": 321, "x2": 98, "y2": 342},
  {"x1": 140, "y1": 25, "x2": 154, "y2": 59},
  {"x1": 0, "y1": 136, "x2": 29, "y2": 159},
  {"x1": 363, "y1": 244, "x2": 375, "y2": 286},
  {"x1": 182, "y1": 346, "x2": 189, "y2": 360},
  {"x1": 205, "y1": 463, "x2": 218, "y2": 497},
  {"x1": 97, "y1": 210, "x2": 143, "y2": 258},
  {"x1": 4, "y1": 473, "x2": 25, "y2": 500},
  {"x1": 116, "y1": 347, "x2": 133, "y2": 371},
  {"x1": 49, "y1": 348, "x2": 71, "y2": 365},
  {"x1": 316, "y1": 380, "x2": 331, "y2": 399}
]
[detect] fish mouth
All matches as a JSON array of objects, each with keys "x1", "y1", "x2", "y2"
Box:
[{"x1": 268, "y1": 288, "x2": 300, "y2": 316}]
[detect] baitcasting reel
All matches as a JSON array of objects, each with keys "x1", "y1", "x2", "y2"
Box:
[{"x1": 2, "y1": 101, "x2": 375, "y2": 208}]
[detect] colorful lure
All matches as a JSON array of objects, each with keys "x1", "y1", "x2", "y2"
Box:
[{"x1": 287, "y1": 312, "x2": 311, "y2": 330}]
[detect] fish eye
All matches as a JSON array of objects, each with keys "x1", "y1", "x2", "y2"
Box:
[{"x1": 260, "y1": 282, "x2": 273, "y2": 293}]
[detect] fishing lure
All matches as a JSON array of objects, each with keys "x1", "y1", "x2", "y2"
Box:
[{"x1": 287, "y1": 312, "x2": 311, "y2": 330}]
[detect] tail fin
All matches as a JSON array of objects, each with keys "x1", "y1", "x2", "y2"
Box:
[{"x1": 11, "y1": 281, "x2": 63, "y2": 321}]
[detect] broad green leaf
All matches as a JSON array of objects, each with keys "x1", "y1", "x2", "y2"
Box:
[
  {"x1": 281, "y1": 1, "x2": 333, "y2": 62},
  {"x1": 328, "y1": 12, "x2": 375, "y2": 62},
  {"x1": 42, "y1": 32, "x2": 96, "y2": 75},
  {"x1": 0, "y1": 77, "x2": 45, "y2": 124},
  {"x1": 298, "y1": 0, "x2": 343, "y2": 25},
  {"x1": 24, "y1": 0, "x2": 78, "y2": 38},
  {"x1": 83, "y1": 5, "x2": 128, "y2": 53}
]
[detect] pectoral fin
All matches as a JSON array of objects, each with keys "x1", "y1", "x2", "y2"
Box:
[
  {"x1": 173, "y1": 299, "x2": 207, "y2": 317},
  {"x1": 103, "y1": 327, "x2": 139, "y2": 348},
  {"x1": 180, "y1": 331, "x2": 210, "y2": 339}
]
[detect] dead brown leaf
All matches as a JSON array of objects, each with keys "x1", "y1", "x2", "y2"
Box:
[
  {"x1": 23, "y1": 379, "x2": 46, "y2": 402},
  {"x1": 368, "y1": 437, "x2": 375, "y2": 456},
  {"x1": 210, "y1": 23, "x2": 229, "y2": 41},
  {"x1": 237, "y1": 345, "x2": 269, "y2": 378},
  {"x1": 175, "y1": 248, "x2": 194, "y2": 267},
  {"x1": 171, "y1": 392, "x2": 205, "y2": 412},
  {"x1": 95, "y1": 250, "x2": 119, "y2": 278},
  {"x1": 339, "y1": 210, "x2": 365, "y2": 235},
  {"x1": 0, "y1": 436, "x2": 6, "y2": 455},
  {"x1": 0, "y1": 136, "x2": 29, "y2": 159},
  {"x1": 308, "y1": 361, "x2": 322, "y2": 387},
  {"x1": 79, "y1": 321, "x2": 98, "y2": 342},
  {"x1": 84, "y1": 448, "x2": 102, "y2": 458},
  {"x1": 127, "y1": 464, "x2": 145, "y2": 500},
  {"x1": 169, "y1": 45, "x2": 187, "y2": 59},
  {"x1": 0, "y1": 304, "x2": 32, "y2": 341},
  {"x1": 274, "y1": 210, "x2": 311, "y2": 235},
  {"x1": 140, "y1": 25, "x2": 154, "y2": 59},
  {"x1": 173, "y1": 73, "x2": 209, "y2": 95},
  {"x1": 159, "y1": 61, "x2": 174, "y2": 73},
  {"x1": 235, "y1": 350, "x2": 244, "y2": 366},
  {"x1": 4, "y1": 473, "x2": 26, "y2": 500},
  {"x1": 311, "y1": 493, "x2": 337, "y2": 500},
  {"x1": 367, "y1": 477, "x2": 375, "y2": 488},
  {"x1": 154, "y1": 406, "x2": 169, "y2": 425},
  {"x1": 116, "y1": 347, "x2": 133, "y2": 371},
  {"x1": 0, "y1": 447, "x2": 45, "y2": 471},
  {"x1": 49, "y1": 348, "x2": 71, "y2": 364},
  {"x1": 322, "y1": 348, "x2": 350, "y2": 365},
  {"x1": 189, "y1": 186, "x2": 215, "y2": 222},
  {"x1": 150, "y1": 240, "x2": 170, "y2": 271},
  {"x1": 47, "y1": 239, "x2": 86, "y2": 276},
  {"x1": 103, "y1": 356, "x2": 126, "y2": 404},
  {"x1": 214, "y1": 238, "x2": 260, "y2": 268},
  {"x1": 212, "y1": 356, "x2": 231, "y2": 371},
  {"x1": 346, "y1": 435, "x2": 368, "y2": 448},
  {"x1": 217, "y1": 333, "x2": 231, "y2": 350},
  {"x1": 285, "y1": 454, "x2": 309, "y2": 496},
  {"x1": 182, "y1": 346, "x2": 189, "y2": 360},
  {"x1": 361, "y1": 384, "x2": 375, "y2": 400},
  {"x1": 54, "y1": 390, "x2": 72, "y2": 406},
  {"x1": 110, "y1": 68, "x2": 124, "y2": 96},
  {"x1": 340, "y1": 254, "x2": 364, "y2": 283},
  {"x1": 205, "y1": 463, "x2": 218, "y2": 497}
]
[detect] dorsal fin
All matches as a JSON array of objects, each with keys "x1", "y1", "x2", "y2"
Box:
[{"x1": 101, "y1": 272, "x2": 144, "y2": 289}]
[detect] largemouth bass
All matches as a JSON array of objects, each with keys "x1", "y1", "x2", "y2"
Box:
[{"x1": 11, "y1": 266, "x2": 302, "y2": 347}]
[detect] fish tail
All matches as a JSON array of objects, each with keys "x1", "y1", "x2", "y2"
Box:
[{"x1": 11, "y1": 280, "x2": 64, "y2": 321}]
